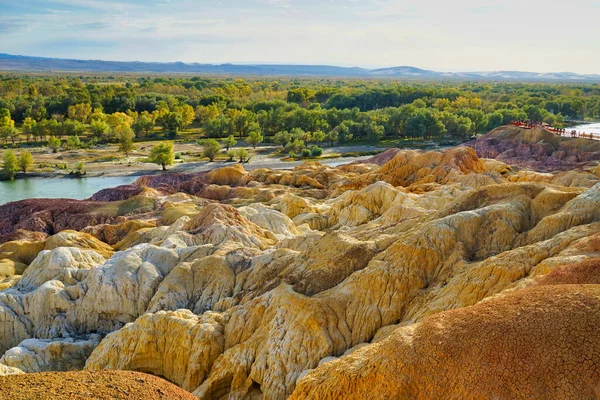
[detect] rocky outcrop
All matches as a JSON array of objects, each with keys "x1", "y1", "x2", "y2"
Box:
[
  {"x1": 292, "y1": 283, "x2": 600, "y2": 400},
  {"x1": 0, "y1": 335, "x2": 101, "y2": 373},
  {"x1": 467, "y1": 125, "x2": 600, "y2": 171},
  {"x1": 1, "y1": 147, "x2": 600, "y2": 399}
]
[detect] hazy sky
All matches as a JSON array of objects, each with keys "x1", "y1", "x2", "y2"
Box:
[{"x1": 1, "y1": 0, "x2": 599, "y2": 73}]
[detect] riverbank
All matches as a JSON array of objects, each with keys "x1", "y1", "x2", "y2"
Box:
[
  {"x1": 0, "y1": 145, "x2": 386, "y2": 204},
  {"x1": 1, "y1": 143, "x2": 387, "y2": 180}
]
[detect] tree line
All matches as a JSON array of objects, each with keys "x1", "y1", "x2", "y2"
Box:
[{"x1": 1, "y1": 74, "x2": 599, "y2": 148}]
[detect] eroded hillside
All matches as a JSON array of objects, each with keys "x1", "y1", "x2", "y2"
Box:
[{"x1": 1, "y1": 143, "x2": 600, "y2": 399}]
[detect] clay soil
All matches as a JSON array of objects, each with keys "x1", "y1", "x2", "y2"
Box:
[{"x1": 0, "y1": 370, "x2": 198, "y2": 400}]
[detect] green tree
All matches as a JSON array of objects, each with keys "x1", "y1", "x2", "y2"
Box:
[
  {"x1": 523, "y1": 105, "x2": 545, "y2": 122},
  {"x1": 116, "y1": 124, "x2": 135, "y2": 156},
  {"x1": 324, "y1": 129, "x2": 339, "y2": 147},
  {"x1": 149, "y1": 142, "x2": 175, "y2": 171},
  {"x1": 61, "y1": 119, "x2": 86, "y2": 137},
  {"x1": 247, "y1": 129, "x2": 263, "y2": 148},
  {"x1": 366, "y1": 122, "x2": 385, "y2": 143},
  {"x1": 203, "y1": 116, "x2": 232, "y2": 138},
  {"x1": 2, "y1": 150, "x2": 18, "y2": 180},
  {"x1": 274, "y1": 131, "x2": 292, "y2": 148},
  {"x1": 22, "y1": 117, "x2": 36, "y2": 143},
  {"x1": 486, "y1": 111, "x2": 504, "y2": 131},
  {"x1": 236, "y1": 148, "x2": 249, "y2": 163},
  {"x1": 335, "y1": 122, "x2": 352, "y2": 144},
  {"x1": 163, "y1": 112, "x2": 184, "y2": 138},
  {"x1": 90, "y1": 119, "x2": 111, "y2": 141},
  {"x1": 48, "y1": 136, "x2": 61, "y2": 153},
  {"x1": 195, "y1": 104, "x2": 222, "y2": 123},
  {"x1": 73, "y1": 162, "x2": 86, "y2": 176},
  {"x1": 223, "y1": 135, "x2": 237, "y2": 150},
  {"x1": 64, "y1": 135, "x2": 82, "y2": 150},
  {"x1": 199, "y1": 139, "x2": 221, "y2": 161},
  {"x1": 0, "y1": 116, "x2": 16, "y2": 144},
  {"x1": 19, "y1": 151, "x2": 34, "y2": 173},
  {"x1": 311, "y1": 130, "x2": 326, "y2": 144},
  {"x1": 132, "y1": 112, "x2": 155, "y2": 137},
  {"x1": 67, "y1": 103, "x2": 92, "y2": 122},
  {"x1": 284, "y1": 138, "x2": 305, "y2": 155},
  {"x1": 310, "y1": 145, "x2": 323, "y2": 157},
  {"x1": 174, "y1": 104, "x2": 195, "y2": 129}
]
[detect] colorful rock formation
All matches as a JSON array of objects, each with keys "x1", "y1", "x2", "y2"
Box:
[{"x1": 0, "y1": 144, "x2": 600, "y2": 399}]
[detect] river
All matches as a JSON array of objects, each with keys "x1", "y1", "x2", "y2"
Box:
[
  {"x1": 567, "y1": 122, "x2": 600, "y2": 136},
  {"x1": 0, "y1": 176, "x2": 139, "y2": 205}
]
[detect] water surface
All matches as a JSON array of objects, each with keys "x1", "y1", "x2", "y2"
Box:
[
  {"x1": 0, "y1": 176, "x2": 138, "y2": 205},
  {"x1": 568, "y1": 122, "x2": 600, "y2": 136}
]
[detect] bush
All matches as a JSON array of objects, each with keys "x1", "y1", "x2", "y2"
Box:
[
  {"x1": 174, "y1": 152, "x2": 182, "y2": 160},
  {"x1": 310, "y1": 146, "x2": 323, "y2": 157},
  {"x1": 70, "y1": 161, "x2": 86, "y2": 177},
  {"x1": 226, "y1": 149, "x2": 235, "y2": 161},
  {"x1": 84, "y1": 137, "x2": 98, "y2": 148},
  {"x1": 2, "y1": 150, "x2": 18, "y2": 180},
  {"x1": 149, "y1": 142, "x2": 175, "y2": 171},
  {"x1": 198, "y1": 139, "x2": 221, "y2": 161},
  {"x1": 301, "y1": 148, "x2": 311, "y2": 158},
  {"x1": 64, "y1": 135, "x2": 81, "y2": 150},
  {"x1": 284, "y1": 138, "x2": 305, "y2": 155},
  {"x1": 47, "y1": 136, "x2": 61, "y2": 153},
  {"x1": 236, "y1": 148, "x2": 249, "y2": 163},
  {"x1": 19, "y1": 151, "x2": 34, "y2": 173}
]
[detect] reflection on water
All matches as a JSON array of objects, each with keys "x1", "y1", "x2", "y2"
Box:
[{"x1": 0, "y1": 176, "x2": 138, "y2": 205}]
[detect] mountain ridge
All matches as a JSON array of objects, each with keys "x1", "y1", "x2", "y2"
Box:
[{"x1": 1, "y1": 53, "x2": 599, "y2": 82}]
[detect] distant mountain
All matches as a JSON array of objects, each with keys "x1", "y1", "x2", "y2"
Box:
[
  {"x1": 368, "y1": 66, "x2": 439, "y2": 77},
  {"x1": 0, "y1": 53, "x2": 599, "y2": 82}
]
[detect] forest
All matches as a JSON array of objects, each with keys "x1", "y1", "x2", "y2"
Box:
[{"x1": 0, "y1": 74, "x2": 599, "y2": 149}]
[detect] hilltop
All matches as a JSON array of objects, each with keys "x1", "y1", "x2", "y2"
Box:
[{"x1": 466, "y1": 125, "x2": 600, "y2": 171}]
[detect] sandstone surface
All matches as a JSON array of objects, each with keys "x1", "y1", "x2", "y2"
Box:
[{"x1": 0, "y1": 140, "x2": 599, "y2": 399}]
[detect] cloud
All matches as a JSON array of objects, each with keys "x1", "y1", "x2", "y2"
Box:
[
  {"x1": 0, "y1": 17, "x2": 29, "y2": 35},
  {"x1": 70, "y1": 21, "x2": 110, "y2": 30},
  {"x1": 0, "y1": 0, "x2": 599, "y2": 74}
]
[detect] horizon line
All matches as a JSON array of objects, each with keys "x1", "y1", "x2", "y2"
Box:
[{"x1": 2, "y1": 53, "x2": 599, "y2": 77}]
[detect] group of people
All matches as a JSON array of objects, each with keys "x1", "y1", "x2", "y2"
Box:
[
  {"x1": 509, "y1": 120, "x2": 550, "y2": 129},
  {"x1": 509, "y1": 120, "x2": 597, "y2": 140}
]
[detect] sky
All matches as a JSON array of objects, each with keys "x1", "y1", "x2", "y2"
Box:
[{"x1": 1, "y1": 0, "x2": 599, "y2": 74}]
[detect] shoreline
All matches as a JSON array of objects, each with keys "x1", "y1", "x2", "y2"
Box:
[{"x1": 4, "y1": 153, "x2": 383, "y2": 181}]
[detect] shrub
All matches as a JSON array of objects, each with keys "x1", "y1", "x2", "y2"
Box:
[
  {"x1": 222, "y1": 135, "x2": 237, "y2": 150},
  {"x1": 248, "y1": 130, "x2": 263, "y2": 148},
  {"x1": 198, "y1": 139, "x2": 221, "y2": 161},
  {"x1": 70, "y1": 162, "x2": 86, "y2": 177},
  {"x1": 64, "y1": 135, "x2": 81, "y2": 150},
  {"x1": 84, "y1": 137, "x2": 98, "y2": 148},
  {"x1": 301, "y1": 148, "x2": 311, "y2": 158},
  {"x1": 149, "y1": 142, "x2": 175, "y2": 171},
  {"x1": 2, "y1": 150, "x2": 18, "y2": 180},
  {"x1": 19, "y1": 151, "x2": 34, "y2": 173},
  {"x1": 47, "y1": 136, "x2": 61, "y2": 153},
  {"x1": 236, "y1": 148, "x2": 249, "y2": 163},
  {"x1": 284, "y1": 138, "x2": 305, "y2": 155},
  {"x1": 226, "y1": 149, "x2": 235, "y2": 161},
  {"x1": 310, "y1": 146, "x2": 323, "y2": 157}
]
